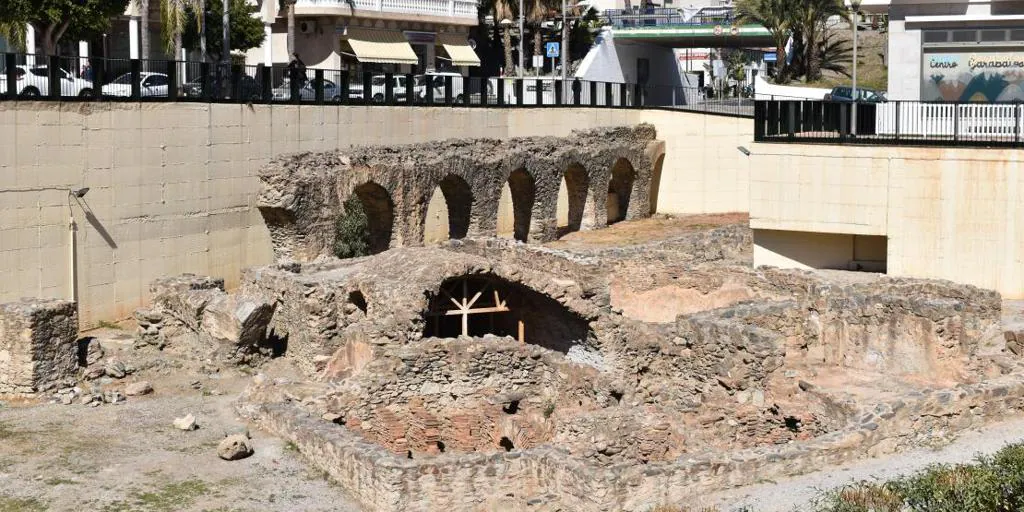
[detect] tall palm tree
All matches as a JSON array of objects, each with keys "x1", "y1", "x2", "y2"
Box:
[
  {"x1": 795, "y1": 0, "x2": 844, "y2": 81},
  {"x1": 285, "y1": 0, "x2": 296, "y2": 56},
  {"x1": 735, "y1": 0, "x2": 796, "y2": 83},
  {"x1": 526, "y1": 0, "x2": 554, "y2": 73},
  {"x1": 0, "y1": 21, "x2": 26, "y2": 51},
  {"x1": 494, "y1": 0, "x2": 516, "y2": 74},
  {"x1": 134, "y1": 0, "x2": 151, "y2": 59},
  {"x1": 162, "y1": 0, "x2": 202, "y2": 62}
]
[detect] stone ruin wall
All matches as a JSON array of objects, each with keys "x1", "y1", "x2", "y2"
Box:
[
  {"x1": 0, "y1": 299, "x2": 79, "y2": 394},
  {"x1": 256, "y1": 125, "x2": 664, "y2": 262}
]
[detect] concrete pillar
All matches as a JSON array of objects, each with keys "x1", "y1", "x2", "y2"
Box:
[
  {"x1": 25, "y1": 24, "x2": 36, "y2": 65},
  {"x1": 78, "y1": 41, "x2": 89, "y2": 75},
  {"x1": 129, "y1": 17, "x2": 140, "y2": 59},
  {"x1": 263, "y1": 23, "x2": 273, "y2": 65}
]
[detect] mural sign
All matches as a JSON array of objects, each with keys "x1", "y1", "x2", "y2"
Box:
[{"x1": 922, "y1": 51, "x2": 1024, "y2": 102}]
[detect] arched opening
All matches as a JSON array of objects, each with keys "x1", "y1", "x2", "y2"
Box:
[
  {"x1": 342, "y1": 182, "x2": 393, "y2": 255},
  {"x1": 347, "y1": 290, "x2": 367, "y2": 314},
  {"x1": 498, "y1": 436, "x2": 515, "y2": 452},
  {"x1": 422, "y1": 274, "x2": 591, "y2": 354},
  {"x1": 496, "y1": 168, "x2": 536, "y2": 242},
  {"x1": 649, "y1": 154, "x2": 664, "y2": 215},
  {"x1": 555, "y1": 163, "x2": 589, "y2": 237},
  {"x1": 424, "y1": 175, "x2": 473, "y2": 244},
  {"x1": 607, "y1": 158, "x2": 636, "y2": 225}
]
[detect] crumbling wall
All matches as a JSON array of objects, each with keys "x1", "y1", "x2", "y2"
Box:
[
  {"x1": 0, "y1": 299, "x2": 78, "y2": 394},
  {"x1": 256, "y1": 125, "x2": 661, "y2": 262}
]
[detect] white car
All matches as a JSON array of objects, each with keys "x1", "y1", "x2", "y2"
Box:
[
  {"x1": 0, "y1": 65, "x2": 94, "y2": 97},
  {"x1": 367, "y1": 75, "x2": 411, "y2": 103},
  {"x1": 413, "y1": 72, "x2": 465, "y2": 103},
  {"x1": 101, "y1": 72, "x2": 169, "y2": 97}
]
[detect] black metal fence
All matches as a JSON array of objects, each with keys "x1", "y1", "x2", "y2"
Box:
[
  {"x1": 755, "y1": 99, "x2": 1024, "y2": 148},
  {"x1": 0, "y1": 52, "x2": 752, "y2": 116}
]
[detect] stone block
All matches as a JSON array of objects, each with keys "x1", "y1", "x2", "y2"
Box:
[
  {"x1": 200, "y1": 293, "x2": 274, "y2": 347},
  {"x1": 0, "y1": 298, "x2": 78, "y2": 394},
  {"x1": 150, "y1": 274, "x2": 225, "y2": 331}
]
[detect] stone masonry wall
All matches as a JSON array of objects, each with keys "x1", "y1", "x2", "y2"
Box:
[
  {"x1": 256, "y1": 125, "x2": 662, "y2": 261},
  {"x1": 0, "y1": 299, "x2": 78, "y2": 394}
]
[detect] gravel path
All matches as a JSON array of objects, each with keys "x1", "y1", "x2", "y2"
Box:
[{"x1": 702, "y1": 415, "x2": 1024, "y2": 511}]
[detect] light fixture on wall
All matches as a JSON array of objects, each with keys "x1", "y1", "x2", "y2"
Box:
[{"x1": 737, "y1": 146, "x2": 751, "y2": 156}]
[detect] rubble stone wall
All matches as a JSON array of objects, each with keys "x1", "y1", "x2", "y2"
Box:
[
  {"x1": 256, "y1": 126, "x2": 662, "y2": 262},
  {"x1": 0, "y1": 299, "x2": 78, "y2": 394},
  {"x1": 243, "y1": 374, "x2": 1024, "y2": 512}
]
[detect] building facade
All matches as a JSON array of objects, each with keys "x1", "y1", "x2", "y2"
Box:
[{"x1": 865, "y1": 0, "x2": 1024, "y2": 101}]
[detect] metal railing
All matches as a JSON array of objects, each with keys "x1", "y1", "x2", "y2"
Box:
[
  {"x1": 754, "y1": 99, "x2": 1024, "y2": 147},
  {"x1": 604, "y1": 8, "x2": 737, "y2": 28},
  {"x1": 0, "y1": 52, "x2": 753, "y2": 117}
]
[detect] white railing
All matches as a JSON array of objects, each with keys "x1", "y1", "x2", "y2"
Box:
[
  {"x1": 875, "y1": 102, "x2": 1024, "y2": 139},
  {"x1": 296, "y1": 0, "x2": 476, "y2": 18}
]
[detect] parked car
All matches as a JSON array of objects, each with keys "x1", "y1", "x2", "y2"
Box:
[
  {"x1": 413, "y1": 72, "x2": 465, "y2": 103},
  {"x1": 0, "y1": 65, "x2": 94, "y2": 97},
  {"x1": 271, "y1": 77, "x2": 341, "y2": 101},
  {"x1": 183, "y1": 73, "x2": 262, "y2": 100},
  {"x1": 101, "y1": 72, "x2": 169, "y2": 97},
  {"x1": 824, "y1": 86, "x2": 886, "y2": 103},
  {"x1": 368, "y1": 75, "x2": 410, "y2": 103}
]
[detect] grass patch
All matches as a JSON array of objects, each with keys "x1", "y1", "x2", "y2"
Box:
[
  {"x1": 97, "y1": 320, "x2": 122, "y2": 330},
  {"x1": 284, "y1": 441, "x2": 299, "y2": 452},
  {"x1": 0, "y1": 496, "x2": 47, "y2": 512},
  {"x1": 102, "y1": 478, "x2": 211, "y2": 512},
  {"x1": 43, "y1": 476, "x2": 77, "y2": 486},
  {"x1": 812, "y1": 443, "x2": 1024, "y2": 512}
]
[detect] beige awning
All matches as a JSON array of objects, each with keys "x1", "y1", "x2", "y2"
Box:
[
  {"x1": 438, "y1": 33, "x2": 481, "y2": 67},
  {"x1": 344, "y1": 28, "x2": 419, "y2": 65}
]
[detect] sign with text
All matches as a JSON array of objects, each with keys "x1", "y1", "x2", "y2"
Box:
[{"x1": 922, "y1": 50, "x2": 1024, "y2": 102}]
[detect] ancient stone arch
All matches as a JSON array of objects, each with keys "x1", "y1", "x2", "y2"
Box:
[
  {"x1": 422, "y1": 273, "x2": 591, "y2": 354},
  {"x1": 351, "y1": 182, "x2": 394, "y2": 254},
  {"x1": 607, "y1": 158, "x2": 636, "y2": 225},
  {"x1": 556, "y1": 163, "x2": 591, "y2": 236},
  {"x1": 424, "y1": 174, "x2": 474, "y2": 244},
  {"x1": 496, "y1": 168, "x2": 536, "y2": 242}
]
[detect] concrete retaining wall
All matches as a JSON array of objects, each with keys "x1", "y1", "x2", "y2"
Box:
[{"x1": 0, "y1": 101, "x2": 753, "y2": 327}]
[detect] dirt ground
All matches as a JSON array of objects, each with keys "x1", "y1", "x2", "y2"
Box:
[
  {"x1": 0, "y1": 340, "x2": 360, "y2": 512},
  {"x1": 546, "y1": 212, "x2": 748, "y2": 250}
]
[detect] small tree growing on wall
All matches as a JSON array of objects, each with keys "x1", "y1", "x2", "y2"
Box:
[{"x1": 333, "y1": 196, "x2": 371, "y2": 259}]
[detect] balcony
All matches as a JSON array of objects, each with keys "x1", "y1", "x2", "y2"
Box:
[{"x1": 295, "y1": 0, "x2": 478, "y2": 22}]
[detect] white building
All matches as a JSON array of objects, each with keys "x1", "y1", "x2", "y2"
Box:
[
  {"x1": 245, "y1": 0, "x2": 480, "y2": 74},
  {"x1": 863, "y1": 0, "x2": 1024, "y2": 101}
]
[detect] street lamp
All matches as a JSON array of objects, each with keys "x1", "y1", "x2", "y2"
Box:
[{"x1": 849, "y1": 0, "x2": 861, "y2": 137}]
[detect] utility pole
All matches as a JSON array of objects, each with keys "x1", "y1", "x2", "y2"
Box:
[
  {"x1": 518, "y1": 0, "x2": 524, "y2": 76},
  {"x1": 561, "y1": 0, "x2": 568, "y2": 100},
  {"x1": 850, "y1": 0, "x2": 861, "y2": 137}
]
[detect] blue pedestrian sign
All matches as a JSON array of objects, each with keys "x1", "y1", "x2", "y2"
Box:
[{"x1": 545, "y1": 42, "x2": 560, "y2": 58}]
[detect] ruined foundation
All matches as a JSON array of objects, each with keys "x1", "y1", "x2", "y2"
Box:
[
  {"x1": 126, "y1": 126, "x2": 1024, "y2": 511},
  {"x1": 0, "y1": 298, "x2": 79, "y2": 394}
]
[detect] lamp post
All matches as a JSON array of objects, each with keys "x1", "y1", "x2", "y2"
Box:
[
  {"x1": 561, "y1": 0, "x2": 568, "y2": 99},
  {"x1": 850, "y1": 0, "x2": 861, "y2": 137}
]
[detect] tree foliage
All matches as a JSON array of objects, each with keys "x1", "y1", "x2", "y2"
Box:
[
  {"x1": 181, "y1": 0, "x2": 264, "y2": 61},
  {"x1": 0, "y1": 0, "x2": 130, "y2": 55},
  {"x1": 736, "y1": 0, "x2": 850, "y2": 84},
  {"x1": 333, "y1": 196, "x2": 371, "y2": 259}
]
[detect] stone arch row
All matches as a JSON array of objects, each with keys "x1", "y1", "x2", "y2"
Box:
[
  {"x1": 341, "y1": 156, "x2": 652, "y2": 252},
  {"x1": 255, "y1": 126, "x2": 664, "y2": 262}
]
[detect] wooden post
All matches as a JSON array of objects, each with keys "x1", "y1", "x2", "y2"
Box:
[{"x1": 518, "y1": 320, "x2": 525, "y2": 343}]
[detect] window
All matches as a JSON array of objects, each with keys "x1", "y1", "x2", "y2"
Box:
[
  {"x1": 144, "y1": 75, "x2": 168, "y2": 87},
  {"x1": 29, "y1": 67, "x2": 48, "y2": 77},
  {"x1": 111, "y1": 73, "x2": 132, "y2": 85}
]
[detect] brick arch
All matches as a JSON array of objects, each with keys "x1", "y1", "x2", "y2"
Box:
[
  {"x1": 556, "y1": 163, "x2": 591, "y2": 236},
  {"x1": 423, "y1": 174, "x2": 474, "y2": 244}
]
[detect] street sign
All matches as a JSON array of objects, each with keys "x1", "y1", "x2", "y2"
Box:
[
  {"x1": 545, "y1": 42, "x2": 560, "y2": 58},
  {"x1": 533, "y1": 55, "x2": 544, "y2": 68}
]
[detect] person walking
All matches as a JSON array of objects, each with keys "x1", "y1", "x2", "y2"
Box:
[{"x1": 288, "y1": 53, "x2": 307, "y2": 86}]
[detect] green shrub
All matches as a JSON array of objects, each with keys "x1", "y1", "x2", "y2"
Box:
[
  {"x1": 812, "y1": 442, "x2": 1024, "y2": 512},
  {"x1": 333, "y1": 196, "x2": 370, "y2": 259}
]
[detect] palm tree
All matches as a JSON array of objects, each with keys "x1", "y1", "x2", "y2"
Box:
[
  {"x1": 526, "y1": 0, "x2": 555, "y2": 73},
  {"x1": 162, "y1": 0, "x2": 202, "y2": 62},
  {"x1": 795, "y1": 0, "x2": 844, "y2": 81},
  {"x1": 735, "y1": 0, "x2": 796, "y2": 83},
  {"x1": 285, "y1": 0, "x2": 296, "y2": 56},
  {"x1": 0, "y1": 21, "x2": 26, "y2": 51},
  {"x1": 494, "y1": 0, "x2": 516, "y2": 74},
  {"x1": 135, "y1": 0, "x2": 151, "y2": 59}
]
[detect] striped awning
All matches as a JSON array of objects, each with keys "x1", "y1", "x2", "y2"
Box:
[
  {"x1": 344, "y1": 28, "x2": 419, "y2": 65},
  {"x1": 438, "y1": 33, "x2": 481, "y2": 67}
]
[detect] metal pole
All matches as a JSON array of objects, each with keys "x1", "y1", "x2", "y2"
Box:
[
  {"x1": 518, "y1": 0, "x2": 524, "y2": 76},
  {"x1": 851, "y1": 3, "x2": 859, "y2": 136},
  {"x1": 561, "y1": 0, "x2": 568, "y2": 101},
  {"x1": 223, "y1": 0, "x2": 230, "y2": 65}
]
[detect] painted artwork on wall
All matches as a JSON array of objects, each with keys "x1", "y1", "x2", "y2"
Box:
[{"x1": 922, "y1": 51, "x2": 1024, "y2": 102}]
